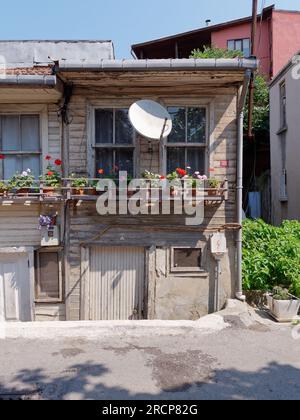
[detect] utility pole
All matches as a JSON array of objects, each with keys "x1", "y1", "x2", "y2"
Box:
[{"x1": 247, "y1": 0, "x2": 258, "y2": 140}]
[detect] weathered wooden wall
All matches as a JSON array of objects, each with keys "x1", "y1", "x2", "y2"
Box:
[{"x1": 64, "y1": 90, "x2": 238, "y2": 320}]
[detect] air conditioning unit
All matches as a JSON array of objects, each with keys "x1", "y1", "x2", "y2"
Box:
[{"x1": 41, "y1": 226, "x2": 60, "y2": 246}]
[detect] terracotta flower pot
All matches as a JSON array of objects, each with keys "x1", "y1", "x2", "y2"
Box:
[
  {"x1": 0, "y1": 189, "x2": 7, "y2": 197},
  {"x1": 72, "y1": 188, "x2": 85, "y2": 196},
  {"x1": 206, "y1": 188, "x2": 220, "y2": 197},
  {"x1": 43, "y1": 187, "x2": 61, "y2": 196},
  {"x1": 17, "y1": 188, "x2": 30, "y2": 196}
]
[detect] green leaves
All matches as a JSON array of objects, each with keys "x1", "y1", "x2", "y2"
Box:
[
  {"x1": 190, "y1": 46, "x2": 243, "y2": 59},
  {"x1": 242, "y1": 220, "x2": 300, "y2": 297}
]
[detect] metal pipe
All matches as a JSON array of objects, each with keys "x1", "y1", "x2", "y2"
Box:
[
  {"x1": 236, "y1": 70, "x2": 252, "y2": 302},
  {"x1": 247, "y1": 0, "x2": 258, "y2": 140}
]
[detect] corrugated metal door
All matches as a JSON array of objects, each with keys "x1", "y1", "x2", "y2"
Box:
[{"x1": 89, "y1": 246, "x2": 146, "y2": 320}]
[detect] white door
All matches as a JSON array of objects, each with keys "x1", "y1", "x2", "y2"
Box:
[
  {"x1": 0, "y1": 254, "x2": 32, "y2": 322},
  {"x1": 89, "y1": 247, "x2": 145, "y2": 321}
]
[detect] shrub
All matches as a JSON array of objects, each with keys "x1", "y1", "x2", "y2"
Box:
[
  {"x1": 190, "y1": 46, "x2": 243, "y2": 59},
  {"x1": 243, "y1": 219, "x2": 300, "y2": 297}
]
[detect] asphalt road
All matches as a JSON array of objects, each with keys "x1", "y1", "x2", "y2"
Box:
[{"x1": 0, "y1": 313, "x2": 300, "y2": 400}]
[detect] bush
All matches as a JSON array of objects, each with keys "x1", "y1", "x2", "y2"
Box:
[
  {"x1": 190, "y1": 46, "x2": 243, "y2": 59},
  {"x1": 243, "y1": 219, "x2": 300, "y2": 297}
]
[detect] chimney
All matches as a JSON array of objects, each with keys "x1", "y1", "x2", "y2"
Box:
[{"x1": 205, "y1": 19, "x2": 211, "y2": 27}]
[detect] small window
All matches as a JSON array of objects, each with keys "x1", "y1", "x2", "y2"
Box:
[
  {"x1": 166, "y1": 107, "x2": 206, "y2": 174},
  {"x1": 0, "y1": 115, "x2": 41, "y2": 180},
  {"x1": 171, "y1": 247, "x2": 203, "y2": 273},
  {"x1": 35, "y1": 249, "x2": 63, "y2": 303},
  {"x1": 279, "y1": 81, "x2": 287, "y2": 130},
  {"x1": 227, "y1": 38, "x2": 251, "y2": 57},
  {"x1": 94, "y1": 109, "x2": 135, "y2": 177}
]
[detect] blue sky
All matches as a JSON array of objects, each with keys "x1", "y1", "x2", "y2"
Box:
[{"x1": 0, "y1": 0, "x2": 299, "y2": 58}]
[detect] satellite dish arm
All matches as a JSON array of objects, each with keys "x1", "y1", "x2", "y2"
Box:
[{"x1": 160, "y1": 118, "x2": 168, "y2": 142}]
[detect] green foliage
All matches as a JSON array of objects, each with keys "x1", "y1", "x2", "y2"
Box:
[
  {"x1": 190, "y1": 46, "x2": 243, "y2": 59},
  {"x1": 272, "y1": 287, "x2": 291, "y2": 301},
  {"x1": 0, "y1": 181, "x2": 7, "y2": 190},
  {"x1": 70, "y1": 174, "x2": 88, "y2": 188},
  {"x1": 244, "y1": 75, "x2": 270, "y2": 135},
  {"x1": 243, "y1": 219, "x2": 300, "y2": 297},
  {"x1": 8, "y1": 170, "x2": 35, "y2": 190}
]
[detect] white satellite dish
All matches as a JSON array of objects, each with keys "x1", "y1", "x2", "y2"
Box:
[{"x1": 129, "y1": 100, "x2": 172, "y2": 141}]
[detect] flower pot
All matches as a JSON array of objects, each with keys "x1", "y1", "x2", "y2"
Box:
[
  {"x1": 0, "y1": 189, "x2": 7, "y2": 197},
  {"x1": 17, "y1": 188, "x2": 30, "y2": 196},
  {"x1": 267, "y1": 294, "x2": 300, "y2": 322},
  {"x1": 72, "y1": 188, "x2": 85, "y2": 196},
  {"x1": 86, "y1": 188, "x2": 97, "y2": 196},
  {"x1": 43, "y1": 187, "x2": 61, "y2": 196},
  {"x1": 206, "y1": 188, "x2": 220, "y2": 197}
]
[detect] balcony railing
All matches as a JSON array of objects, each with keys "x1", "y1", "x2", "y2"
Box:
[{"x1": 0, "y1": 179, "x2": 229, "y2": 204}]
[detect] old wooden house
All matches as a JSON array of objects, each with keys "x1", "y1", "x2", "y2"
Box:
[{"x1": 0, "y1": 41, "x2": 257, "y2": 322}]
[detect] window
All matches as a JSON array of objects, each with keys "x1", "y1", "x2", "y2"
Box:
[
  {"x1": 279, "y1": 81, "x2": 287, "y2": 130},
  {"x1": 0, "y1": 115, "x2": 41, "y2": 180},
  {"x1": 171, "y1": 247, "x2": 203, "y2": 273},
  {"x1": 227, "y1": 38, "x2": 251, "y2": 57},
  {"x1": 94, "y1": 109, "x2": 135, "y2": 177},
  {"x1": 35, "y1": 249, "x2": 63, "y2": 303},
  {"x1": 166, "y1": 107, "x2": 207, "y2": 174}
]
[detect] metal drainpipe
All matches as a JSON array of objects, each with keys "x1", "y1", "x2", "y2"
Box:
[{"x1": 236, "y1": 70, "x2": 252, "y2": 302}]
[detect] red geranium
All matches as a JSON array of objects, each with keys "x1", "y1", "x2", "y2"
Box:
[
  {"x1": 98, "y1": 169, "x2": 104, "y2": 175},
  {"x1": 176, "y1": 168, "x2": 187, "y2": 177},
  {"x1": 54, "y1": 159, "x2": 62, "y2": 166},
  {"x1": 0, "y1": 154, "x2": 5, "y2": 160},
  {"x1": 160, "y1": 175, "x2": 166, "y2": 180},
  {"x1": 45, "y1": 155, "x2": 52, "y2": 161},
  {"x1": 47, "y1": 171, "x2": 54, "y2": 176}
]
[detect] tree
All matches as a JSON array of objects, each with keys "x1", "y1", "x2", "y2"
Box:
[{"x1": 190, "y1": 46, "x2": 243, "y2": 59}]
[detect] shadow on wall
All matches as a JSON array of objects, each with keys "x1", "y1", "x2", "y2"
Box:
[{"x1": 0, "y1": 361, "x2": 300, "y2": 400}]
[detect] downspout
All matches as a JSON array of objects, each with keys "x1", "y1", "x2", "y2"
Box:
[{"x1": 236, "y1": 69, "x2": 252, "y2": 302}]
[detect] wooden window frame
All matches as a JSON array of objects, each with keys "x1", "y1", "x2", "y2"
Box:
[
  {"x1": 35, "y1": 247, "x2": 63, "y2": 304},
  {"x1": 227, "y1": 38, "x2": 251, "y2": 57},
  {"x1": 0, "y1": 105, "x2": 49, "y2": 180},
  {"x1": 91, "y1": 107, "x2": 136, "y2": 177},
  {"x1": 170, "y1": 246, "x2": 205, "y2": 273},
  {"x1": 163, "y1": 105, "x2": 208, "y2": 175}
]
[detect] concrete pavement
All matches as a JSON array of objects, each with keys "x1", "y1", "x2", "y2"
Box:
[{"x1": 0, "y1": 301, "x2": 300, "y2": 400}]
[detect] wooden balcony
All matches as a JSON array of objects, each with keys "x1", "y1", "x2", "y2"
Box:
[{"x1": 0, "y1": 179, "x2": 229, "y2": 205}]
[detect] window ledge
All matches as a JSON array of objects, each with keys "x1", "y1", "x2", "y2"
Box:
[{"x1": 277, "y1": 126, "x2": 288, "y2": 135}]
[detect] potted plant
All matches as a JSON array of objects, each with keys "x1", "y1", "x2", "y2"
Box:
[
  {"x1": 8, "y1": 170, "x2": 35, "y2": 196},
  {"x1": 40, "y1": 156, "x2": 62, "y2": 196},
  {"x1": 207, "y1": 178, "x2": 221, "y2": 196},
  {"x1": 70, "y1": 174, "x2": 88, "y2": 196},
  {"x1": 267, "y1": 287, "x2": 300, "y2": 322},
  {"x1": 0, "y1": 181, "x2": 8, "y2": 197}
]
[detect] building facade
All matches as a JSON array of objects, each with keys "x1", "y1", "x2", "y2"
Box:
[
  {"x1": 0, "y1": 41, "x2": 257, "y2": 322},
  {"x1": 270, "y1": 51, "x2": 300, "y2": 225},
  {"x1": 132, "y1": 5, "x2": 300, "y2": 80}
]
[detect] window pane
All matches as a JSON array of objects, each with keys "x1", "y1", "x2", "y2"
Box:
[
  {"x1": 235, "y1": 40, "x2": 242, "y2": 51},
  {"x1": 3, "y1": 156, "x2": 22, "y2": 179},
  {"x1": 167, "y1": 147, "x2": 185, "y2": 173},
  {"x1": 168, "y1": 107, "x2": 186, "y2": 143},
  {"x1": 95, "y1": 109, "x2": 113, "y2": 144},
  {"x1": 227, "y1": 40, "x2": 235, "y2": 51},
  {"x1": 21, "y1": 116, "x2": 40, "y2": 151},
  {"x1": 22, "y1": 155, "x2": 40, "y2": 180},
  {"x1": 37, "y1": 252, "x2": 60, "y2": 300},
  {"x1": 115, "y1": 109, "x2": 133, "y2": 144},
  {"x1": 174, "y1": 248, "x2": 202, "y2": 268},
  {"x1": 115, "y1": 149, "x2": 134, "y2": 177},
  {"x1": 1, "y1": 116, "x2": 20, "y2": 151},
  {"x1": 187, "y1": 108, "x2": 206, "y2": 143},
  {"x1": 187, "y1": 148, "x2": 205, "y2": 173},
  {"x1": 243, "y1": 39, "x2": 251, "y2": 57},
  {"x1": 96, "y1": 149, "x2": 114, "y2": 177}
]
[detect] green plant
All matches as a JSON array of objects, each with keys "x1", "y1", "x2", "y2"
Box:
[
  {"x1": 272, "y1": 287, "x2": 291, "y2": 301},
  {"x1": 243, "y1": 219, "x2": 300, "y2": 297},
  {"x1": 0, "y1": 181, "x2": 7, "y2": 191},
  {"x1": 190, "y1": 46, "x2": 243, "y2": 59},
  {"x1": 70, "y1": 175, "x2": 88, "y2": 189},
  {"x1": 244, "y1": 75, "x2": 270, "y2": 135},
  {"x1": 8, "y1": 170, "x2": 35, "y2": 190},
  {"x1": 41, "y1": 157, "x2": 62, "y2": 188},
  {"x1": 208, "y1": 178, "x2": 220, "y2": 189}
]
